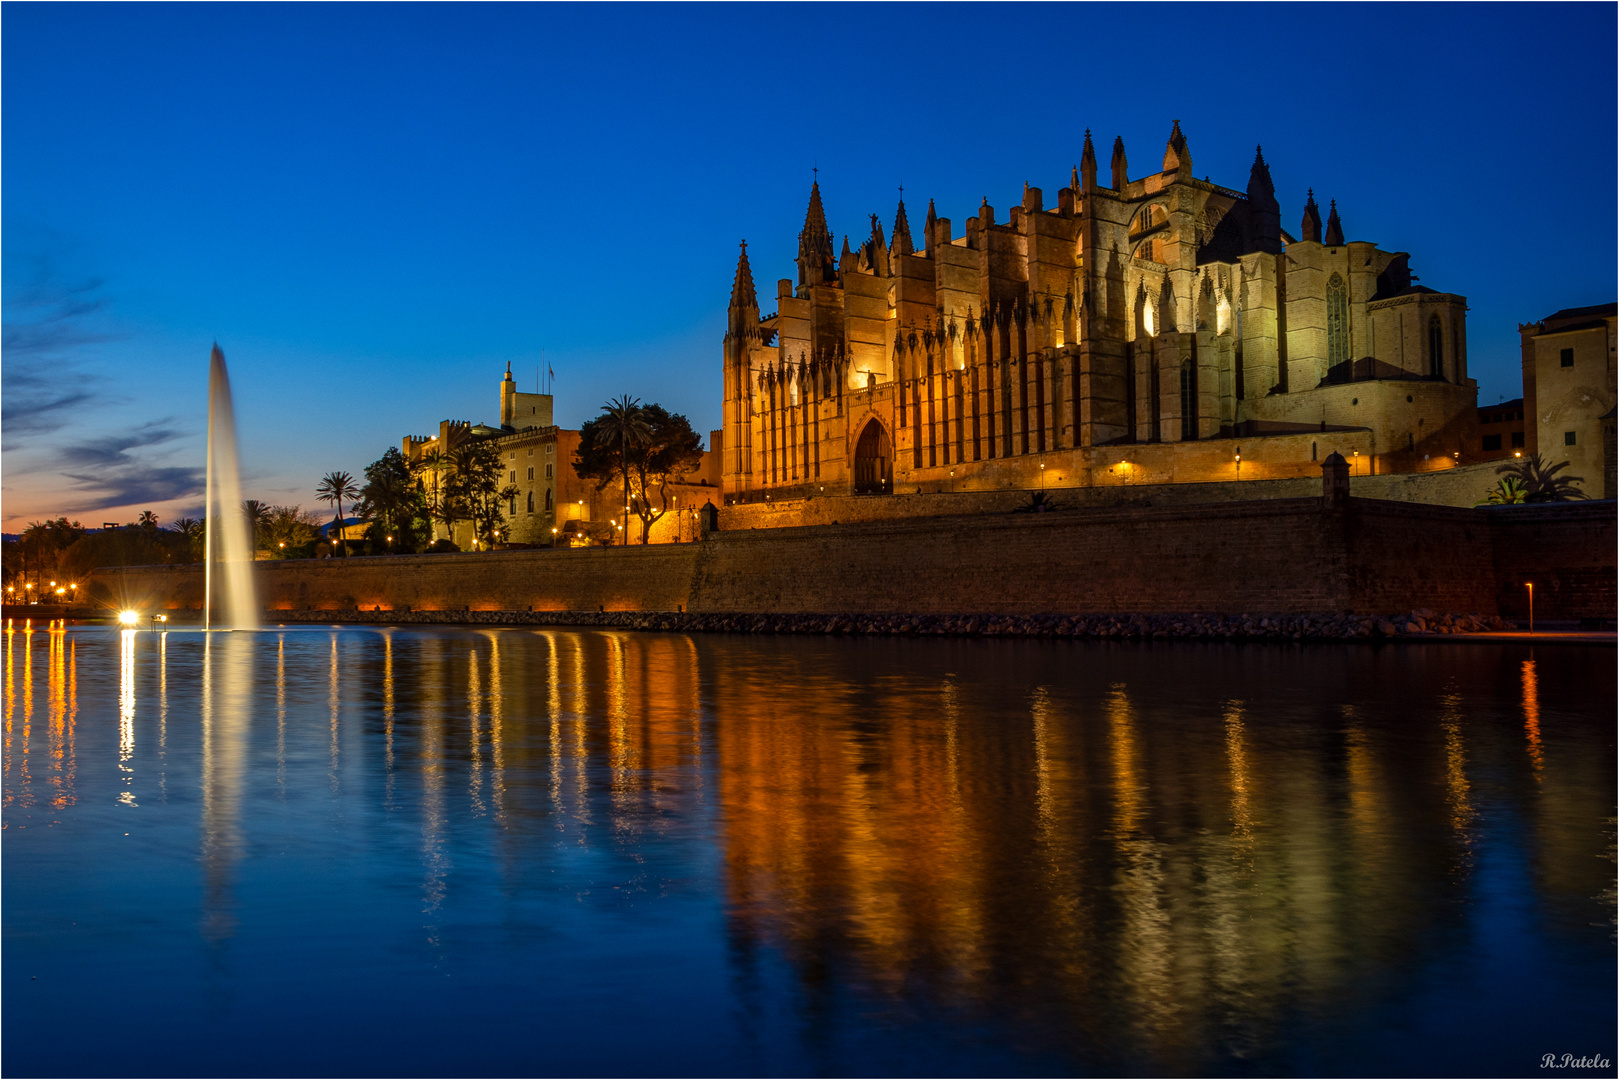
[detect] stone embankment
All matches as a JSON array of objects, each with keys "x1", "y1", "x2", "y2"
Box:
[{"x1": 267, "y1": 607, "x2": 1513, "y2": 640}]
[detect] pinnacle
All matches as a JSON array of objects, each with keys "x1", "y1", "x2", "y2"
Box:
[
  {"x1": 891, "y1": 193, "x2": 914, "y2": 256},
  {"x1": 801, "y1": 180, "x2": 833, "y2": 255},
  {"x1": 730, "y1": 239, "x2": 758, "y2": 310}
]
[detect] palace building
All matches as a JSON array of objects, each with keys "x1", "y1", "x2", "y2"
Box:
[
  {"x1": 402, "y1": 365, "x2": 721, "y2": 547},
  {"x1": 721, "y1": 123, "x2": 1480, "y2": 501}
]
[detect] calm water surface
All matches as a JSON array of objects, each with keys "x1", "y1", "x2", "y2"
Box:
[{"x1": 3, "y1": 622, "x2": 1614, "y2": 1077}]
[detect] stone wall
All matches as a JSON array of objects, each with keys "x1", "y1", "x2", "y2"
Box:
[
  {"x1": 88, "y1": 496, "x2": 1613, "y2": 621},
  {"x1": 1486, "y1": 502, "x2": 1616, "y2": 620},
  {"x1": 719, "y1": 459, "x2": 1509, "y2": 531}
]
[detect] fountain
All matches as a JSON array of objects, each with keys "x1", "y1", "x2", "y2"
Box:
[{"x1": 204, "y1": 345, "x2": 259, "y2": 631}]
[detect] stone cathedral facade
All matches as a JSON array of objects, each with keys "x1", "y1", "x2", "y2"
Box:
[{"x1": 721, "y1": 124, "x2": 1479, "y2": 502}]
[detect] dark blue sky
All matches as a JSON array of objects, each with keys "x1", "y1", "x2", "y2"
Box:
[{"x1": 4, "y1": 2, "x2": 1614, "y2": 527}]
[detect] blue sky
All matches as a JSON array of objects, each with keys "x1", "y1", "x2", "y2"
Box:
[{"x1": 4, "y1": 2, "x2": 1614, "y2": 529}]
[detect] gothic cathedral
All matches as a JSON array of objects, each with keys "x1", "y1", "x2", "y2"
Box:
[{"x1": 721, "y1": 123, "x2": 1478, "y2": 501}]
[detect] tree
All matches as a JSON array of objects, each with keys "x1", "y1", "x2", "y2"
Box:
[
  {"x1": 263, "y1": 506, "x2": 321, "y2": 557},
  {"x1": 9, "y1": 519, "x2": 85, "y2": 588},
  {"x1": 359, "y1": 447, "x2": 426, "y2": 551},
  {"x1": 137, "y1": 510, "x2": 160, "y2": 535},
  {"x1": 594, "y1": 395, "x2": 651, "y2": 545},
  {"x1": 575, "y1": 402, "x2": 704, "y2": 544},
  {"x1": 171, "y1": 517, "x2": 205, "y2": 562},
  {"x1": 241, "y1": 500, "x2": 273, "y2": 551},
  {"x1": 448, "y1": 440, "x2": 517, "y2": 549},
  {"x1": 413, "y1": 449, "x2": 452, "y2": 542},
  {"x1": 315, "y1": 471, "x2": 360, "y2": 556},
  {"x1": 1495, "y1": 453, "x2": 1589, "y2": 503},
  {"x1": 1475, "y1": 476, "x2": 1529, "y2": 506}
]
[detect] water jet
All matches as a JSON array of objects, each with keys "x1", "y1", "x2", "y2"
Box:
[{"x1": 204, "y1": 345, "x2": 259, "y2": 631}]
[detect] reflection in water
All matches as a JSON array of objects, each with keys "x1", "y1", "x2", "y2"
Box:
[
  {"x1": 1440, "y1": 690, "x2": 1475, "y2": 844},
  {"x1": 3, "y1": 627, "x2": 1614, "y2": 1076},
  {"x1": 119, "y1": 629, "x2": 137, "y2": 807},
  {"x1": 1522, "y1": 658, "x2": 1543, "y2": 778},
  {"x1": 4, "y1": 622, "x2": 77, "y2": 815},
  {"x1": 328, "y1": 634, "x2": 341, "y2": 793},
  {"x1": 199, "y1": 632, "x2": 252, "y2": 942}
]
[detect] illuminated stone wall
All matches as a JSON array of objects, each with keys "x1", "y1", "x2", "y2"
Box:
[{"x1": 88, "y1": 498, "x2": 1613, "y2": 620}]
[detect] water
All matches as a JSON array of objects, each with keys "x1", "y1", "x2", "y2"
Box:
[
  {"x1": 4, "y1": 623, "x2": 1614, "y2": 1077},
  {"x1": 205, "y1": 345, "x2": 258, "y2": 630}
]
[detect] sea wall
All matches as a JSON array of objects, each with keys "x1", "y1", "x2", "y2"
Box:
[{"x1": 86, "y1": 496, "x2": 1614, "y2": 621}]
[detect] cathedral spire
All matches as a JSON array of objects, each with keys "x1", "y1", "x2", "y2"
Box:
[
  {"x1": 730, "y1": 240, "x2": 758, "y2": 312},
  {"x1": 1300, "y1": 190, "x2": 1322, "y2": 243},
  {"x1": 1111, "y1": 136, "x2": 1128, "y2": 190},
  {"x1": 924, "y1": 198, "x2": 938, "y2": 256},
  {"x1": 1323, "y1": 199, "x2": 1345, "y2": 246},
  {"x1": 1080, "y1": 129, "x2": 1098, "y2": 192},
  {"x1": 1247, "y1": 145, "x2": 1276, "y2": 203},
  {"x1": 1246, "y1": 145, "x2": 1281, "y2": 254},
  {"x1": 891, "y1": 188, "x2": 914, "y2": 257},
  {"x1": 1162, "y1": 119, "x2": 1190, "y2": 175},
  {"x1": 802, "y1": 180, "x2": 832, "y2": 250},
  {"x1": 797, "y1": 179, "x2": 836, "y2": 287}
]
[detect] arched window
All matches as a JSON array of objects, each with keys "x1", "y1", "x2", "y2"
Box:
[
  {"x1": 1326, "y1": 273, "x2": 1349, "y2": 367},
  {"x1": 1428, "y1": 314, "x2": 1444, "y2": 379},
  {"x1": 545, "y1": 489, "x2": 553, "y2": 511},
  {"x1": 526, "y1": 490, "x2": 534, "y2": 513}
]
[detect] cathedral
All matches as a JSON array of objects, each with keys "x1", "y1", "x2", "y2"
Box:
[{"x1": 721, "y1": 123, "x2": 1479, "y2": 501}]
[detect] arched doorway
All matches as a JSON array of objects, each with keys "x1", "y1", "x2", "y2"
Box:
[{"x1": 853, "y1": 419, "x2": 892, "y2": 494}]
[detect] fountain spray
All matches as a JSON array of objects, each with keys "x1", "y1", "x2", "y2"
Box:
[{"x1": 204, "y1": 345, "x2": 259, "y2": 631}]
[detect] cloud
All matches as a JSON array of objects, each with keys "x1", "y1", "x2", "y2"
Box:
[
  {"x1": 57, "y1": 419, "x2": 184, "y2": 468},
  {"x1": 0, "y1": 242, "x2": 120, "y2": 442},
  {"x1": 41, "y1": 419, "x2": 205, "y2": 513},
  {"x1": 59, "y1": 465, "x2": 207, "y2": 512}
]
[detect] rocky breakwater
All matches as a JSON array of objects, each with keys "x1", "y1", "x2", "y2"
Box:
[{"x1": 269, "y1": 608, "x2": 1513, "y2": 640}]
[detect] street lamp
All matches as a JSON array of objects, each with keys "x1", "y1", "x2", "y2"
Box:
[{"x1": 1525, "y1": 582, "x2": 1534, "y2": 632}]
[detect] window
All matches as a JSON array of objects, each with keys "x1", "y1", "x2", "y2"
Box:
[
  {"x1": 1326, "y1": 274, "x2": 1348, "y2": 366},
  {"x1": 1560, "y1": 348, "x2": 1574, "y2": 367},
  {"x1": 527, "y1": 448, "x2": 534, "y2": 456},
  {"x1": 1427, "y1": 314, "x2": 1443, "y2": 379},
  {"x1": 527, "y1": 467, "x2": 534, "y2": 480},
  {"x1": 509, "y1": 470, "x2": 517, "y2": 483},
  {"x1": 527, "y1": 491, "x2": 534, "y2": 513},
  {"x1": 1511, "y1": 431, "x2": 1524, "y2": 448},
  {"x1": 1564, "y1": 431, "x2": 1577, "y2": 446},
  {"x1": 544, "y1": 490, "x2": 553, "y2": 511},
  {"x1": 1482, "y1": 434, "x2": 1502, "y2": 452},
  {"x1": 545, "y1": 464, "x2": 553, "y2": 478}
]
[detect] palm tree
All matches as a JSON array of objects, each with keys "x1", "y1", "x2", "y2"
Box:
[
  {"x1": 413, "y1": 449, "x2": 450, "y2": 541},
  {"x1": 171, "y1": 517, "x2": 204, "y2": 562},
  {"x1": 1495, "y1": 453, "x2": 1589, "y2": 502},
  {"x1": 241, "y1": 499, "x2": 272, "y2": 550},
  {"x1": 1475, "y1": 475, "x2": 1529, "y2": 506},
  {"x1": 315, "y1": 471, "x2": 360, "y2": 556},
  {"x1": 136, "y1": 510, "x2": 160, "y2": 534},
  {"x1": 599, "y1": 394, "x2": 650, "y2": 545}
]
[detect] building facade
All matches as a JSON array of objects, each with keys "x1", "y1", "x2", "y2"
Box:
[
  {"x1": 722, "y1": 124, "x2": 1480, "y2": 502},
  {"x1": 1519, "y1": 302, "x2": 1616, "y2": 498},
  {"x1": 1475, "y1": 398, "x2": 1526, "y2": 462}
]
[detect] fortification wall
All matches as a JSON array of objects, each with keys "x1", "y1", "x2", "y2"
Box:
[{"x1": 87, "y1": 497, "x2": 1613, "y2": 620}]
